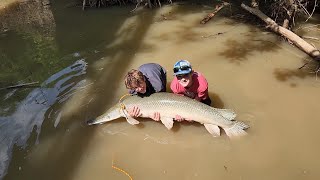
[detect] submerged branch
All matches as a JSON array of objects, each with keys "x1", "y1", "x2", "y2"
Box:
[
  {"x1": 0, "y1": 81, "x2": 39, "y2": 90},
  {"x1": 305, "y1": 0, "x2": 318, "y2": 22}
]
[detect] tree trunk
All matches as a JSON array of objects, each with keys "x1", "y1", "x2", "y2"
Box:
[{"x1": 241, "y1": 3, "x2": 320, "y2": 60}]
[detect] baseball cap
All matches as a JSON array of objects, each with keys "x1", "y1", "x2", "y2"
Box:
[{"x1": 173, "y1": 60, "x2": 192, "y2": 75}]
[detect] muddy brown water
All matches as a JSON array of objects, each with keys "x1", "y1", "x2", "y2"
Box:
[{"x1": 1, "y1": 1, "x2": 320, "y2": 180}]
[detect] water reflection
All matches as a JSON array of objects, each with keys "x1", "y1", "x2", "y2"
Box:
[{"x1": 0, "y1": 60, "x2": 87, "y2": 179}]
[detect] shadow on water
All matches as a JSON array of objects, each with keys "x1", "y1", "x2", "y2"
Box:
[
  {"x1": 208, "y1": 91, "x2": 225, "y2": 108},
  {"x1": 1, "y1": 1, "x2": 158, "y2": 180},
  {"x1": 217, "y1": 20, "x2": 320, "y2": 84},
  {"x1": 218, "y1": 27, "x2": 281, "y2": 63},
  {"x1": 273, "y1": 59, "x2": 320, "y2": 83},
  {"x1": 171, "y1": 3, "x2": 283, "y2": 64}
]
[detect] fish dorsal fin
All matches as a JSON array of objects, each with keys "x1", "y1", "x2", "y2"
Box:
[
  {"x1": 212, "y1": 108, "x2": 237, "y2": 120},
  {"x1": 121, "y1": 108, "x2": 140, "y2": 125},
  {"x1": 204, "y1": 124, "x2": 220, "y2": 137},
  {"x1": 160, "y1": 117, "x2": 174, "y2": 130}
]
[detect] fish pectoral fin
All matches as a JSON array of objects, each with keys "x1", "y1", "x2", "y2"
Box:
[
  {"x1": 126, "y1": 116, "x2": 140, "y2": 125},
  {"x1": 122, "y1": 109, "x2": 139, "y2": 125},
  {"x1": 204, "y1": 124, "x2": 220, "y2": 137},
  {"x1": 160, "y1": 117, "x2": 174, "y2": 130}
]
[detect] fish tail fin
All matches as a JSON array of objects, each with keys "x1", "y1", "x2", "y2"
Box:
[{"x1": 223, "y1": 121, "x2": 249, "y2": 138}]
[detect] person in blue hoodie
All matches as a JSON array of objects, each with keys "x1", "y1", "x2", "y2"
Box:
[{"x1": 124, "y1": 63, "x2": 167, "y2": 121}]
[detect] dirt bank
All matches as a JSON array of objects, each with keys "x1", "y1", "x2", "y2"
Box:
[{"x1": 0, "y1": 0, "x2": 24, "y2": 10}]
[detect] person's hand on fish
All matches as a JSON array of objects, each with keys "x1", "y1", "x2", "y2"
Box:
[
  {"x1": 174, "y1": 115, "x2": 184, "y2": 122},
  {"x1": 150, "y1": 112, "x2": 161, "y2": 121},
  {"x1": 128, "y1": 106, "x2": 160, "y2": 121},
  {"x1": 128, "y1": 106, "x2": 141, "y2": 117},
  {"x1": 175, "y1": 115, "x2": 193, "y2": 122}
]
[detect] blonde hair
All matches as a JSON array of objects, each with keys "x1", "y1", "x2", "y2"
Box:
[{"x1": 124, "y1": 69, "x2": 145, "y2": 89}]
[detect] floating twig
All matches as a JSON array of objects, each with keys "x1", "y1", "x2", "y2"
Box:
[
  {"x1": 305, "y1": 0, "x2": 318, "y2": 22},
  {"x1": 0, "y1": 81, "x2": 39, "y2": 90},
  {"x1": 112, "y1": 158, "x2": 133, "y2": 180}
]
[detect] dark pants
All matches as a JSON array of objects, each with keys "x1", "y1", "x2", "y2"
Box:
[{"x1": 201, "y1": 97, "x2": 212, "y2": 106}]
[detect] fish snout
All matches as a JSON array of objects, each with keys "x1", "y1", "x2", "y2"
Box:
[{"x1": 86, "y1": 118, "x2": 95, "y2": 126}]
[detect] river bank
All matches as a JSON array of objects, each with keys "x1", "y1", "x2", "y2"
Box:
[{"x1": 0, "y1": 0, "x2": 23, "y2": 10}]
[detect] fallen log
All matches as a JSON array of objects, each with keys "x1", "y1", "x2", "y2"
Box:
[
  {"x1": 200, "y1": 2, "x2": 230, "y2": 24},
  {"x1": 241, "y1": 3, "x2": 320, "y2": 60}
]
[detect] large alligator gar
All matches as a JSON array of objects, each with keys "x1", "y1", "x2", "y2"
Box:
[{"x1": 87, "y1": 92, "x2": 249, "y2": 138}]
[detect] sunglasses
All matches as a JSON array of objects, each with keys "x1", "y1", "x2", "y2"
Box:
[
  {"x1": 173, "y1": 66, "x2": 191, "y2": 73},
  {"x1": 176, "y1": 73, "x2": 191, "y2": 79}
]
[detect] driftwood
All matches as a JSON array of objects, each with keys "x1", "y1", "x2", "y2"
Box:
[
  {"x1": 200, "y1": 2, "x2": 230, "y2": 24},
  {"x1": 0, "y1": 81, "x2": 39, "y2": 90},
  {"x1": 241, "y1": 3, "x2": 320, "y2": 60}
]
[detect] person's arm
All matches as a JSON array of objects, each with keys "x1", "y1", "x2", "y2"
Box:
[
  {"x1": 170, "y1": 78, "x2": 183, "y2": 95},
  {"x1": 170, "y1": 79, "x2": 192, "y2": 121},
  {"x1": 196, "y1": 73, "x2": 209, "y2": 101},
  {"x1": 194, "y1": 96, "x2": 202, "y2": 101},
  {"x1": 128, "y1": 106, "x2": 161, "y2": 121}
]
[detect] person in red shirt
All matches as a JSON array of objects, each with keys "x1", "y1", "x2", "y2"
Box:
[{"x1": 170, "y1": 60, "x2": 212, "y2": 121}]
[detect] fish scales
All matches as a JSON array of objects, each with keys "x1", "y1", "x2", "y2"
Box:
[
  {"x1": 87, "y1": 92, "x2": 249, "y2": 138},
  {"x1": 122, "y1": 93, "x2": 233, "y2": 128}
]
